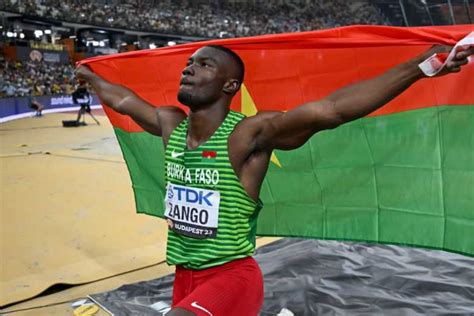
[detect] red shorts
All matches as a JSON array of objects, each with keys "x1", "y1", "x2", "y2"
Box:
[{"x1": 172, "y1": 256, "x2": 264, "y2": 316}]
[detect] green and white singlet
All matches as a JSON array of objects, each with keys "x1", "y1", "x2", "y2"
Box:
[{"x1": 164, "y1": 110, "x2": 262, "y2": 270}]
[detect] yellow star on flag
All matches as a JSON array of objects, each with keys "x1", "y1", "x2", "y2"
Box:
[{"x1": 241, "y1": 83, "x2": 282, "y2": 168}]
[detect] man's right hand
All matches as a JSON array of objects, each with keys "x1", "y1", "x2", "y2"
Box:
[{"x1": 75, "y1": 65, "x2": 95, "y2": 82}]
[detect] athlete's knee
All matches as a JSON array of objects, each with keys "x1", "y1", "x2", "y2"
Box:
[{"x1": 166, "y1": 307, "x2": 196, "y2": 316}]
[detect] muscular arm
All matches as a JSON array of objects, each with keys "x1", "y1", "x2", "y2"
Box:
[
  {"x1": 256, "y1": 46, "x2": 473, "y2": 151},
  {"x1": 76, "y1": 65, "x2": 185, "y2": 138}
]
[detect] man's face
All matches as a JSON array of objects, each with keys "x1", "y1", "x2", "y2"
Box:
[{"x1": 177, "y1": 47, "x2": 229, "y2": 108}]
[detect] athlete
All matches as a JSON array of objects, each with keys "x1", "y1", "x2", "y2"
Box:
[{"x1": 76, "y1": 44, "x2": 473, "y2": 316}]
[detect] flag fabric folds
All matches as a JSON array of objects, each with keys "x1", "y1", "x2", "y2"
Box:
[{"x1": 80, "y1": 25, "x2": 474, "y2": 257}]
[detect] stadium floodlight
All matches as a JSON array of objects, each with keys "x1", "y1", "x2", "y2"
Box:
[
  {"x1": 20, "y1": 33, "x2": 25, "y2": 39},
  {"x1": 7, "y1": 31, "x2": 14, "y2": 37}
]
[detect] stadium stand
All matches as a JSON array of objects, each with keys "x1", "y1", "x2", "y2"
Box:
[
  {"x1": 0, "y1": 0, "x2": 471, "y2": 99},
  {"x1": 0, "y1": 0, "x2": 392, "y2": 99},
  {"x1": 1, "y1": 60, "x2": 75, "y2": 98},
  {"x1": 2, "y1": 0, "x2": 389, "y2": 38},
  {"x1": 371, "y1": 0, "x2": 472, "y2": 26}
]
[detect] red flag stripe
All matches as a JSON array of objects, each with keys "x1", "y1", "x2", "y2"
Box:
[{"x1": 81, "y1": 25, "x2": 474, "y2": 133}]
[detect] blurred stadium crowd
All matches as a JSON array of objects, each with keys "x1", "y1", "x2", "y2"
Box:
[
  {"x1": 3, "y1": 0, "x2": 389, "y2": 38},
  {"x1": 1, "y1": 0, "x2": 390, "y2": 98},
  {"x1": 2, "y1": 0, "x2": 471, "y2": 99},
  {"x1": 1, "y1": 60, "x2": 75, "y2": 98}
]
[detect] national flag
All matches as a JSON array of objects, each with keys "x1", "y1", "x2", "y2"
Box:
[
  {"x1": 201, "y1": 150, "x2": 217, "y2": 163},
  {"x1": 79, "y1": 25, "x2": 474, "y2": 257}
]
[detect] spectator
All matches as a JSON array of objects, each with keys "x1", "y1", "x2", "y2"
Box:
[
  {"x1": 1, "y1": 0, "x2": 390, "y2": 39},
  {"x1": 2, "y1": 81, "x2": 17, "y2": 97},
  {"x1": 0, "y1": 0, "x2": 392, "y2": 99},
  {"x1": 0, "y1": 60, "x2": 75, "y2": 98}
]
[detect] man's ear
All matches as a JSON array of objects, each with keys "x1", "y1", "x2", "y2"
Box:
[{"x1": 223, "y1": 79, "x2": 241, "y2": 95}]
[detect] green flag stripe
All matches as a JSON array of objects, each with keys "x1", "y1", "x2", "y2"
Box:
[{"x1": 115, "y1": 105, "x2": 474, "y2": 257}]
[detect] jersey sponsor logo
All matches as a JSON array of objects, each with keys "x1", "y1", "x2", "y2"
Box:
[
  {"x1": 171, "y1": 150, "x2": 185, "y2": 158},
  {"x1": 165, "y1": 183, "x2": 220, "y2": 238},
  {"x1": 191, "y1": 301, "x2": 213, "y2": 316}
]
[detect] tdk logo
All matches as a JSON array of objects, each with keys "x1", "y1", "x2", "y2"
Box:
[{"x1": 172, "y1": 186, "x2": 214, "y2": 206}]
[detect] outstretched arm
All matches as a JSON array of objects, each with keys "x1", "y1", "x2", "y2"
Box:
[
  {"x1": 75, "y1": 65, "x2": 185, "y2": 137},
  {"x1": 256, "y1": 45, "x2": 473, "y2": 151}
]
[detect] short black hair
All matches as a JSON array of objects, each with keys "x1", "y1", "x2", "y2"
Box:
[{"x1": 205, "y1": 45, "x2": 245, "y2": 83}]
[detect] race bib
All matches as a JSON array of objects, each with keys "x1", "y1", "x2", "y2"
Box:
[{"x1": 164, "y1": 183, "x2": 220, "y2": 239}]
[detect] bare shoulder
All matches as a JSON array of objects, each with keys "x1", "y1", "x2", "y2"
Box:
[
  {"x1": 159, "y1": 106, "x2": 187, "y2": 125},
  {"x1": 230, "y1": 110, "x2": 283, "y2": 158},
  {"x1": 158, "y1": 106, "x2": 187, "y2": 145},
  {"x1": 158, "y1": 105, "x2": 187, "y2": 118},
  {"x1": 233, "y1": 110, "x2": 283, "y2": 136},
  {"x1": 228, "y1": 111, "x2": 284, "y2": 198}
]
